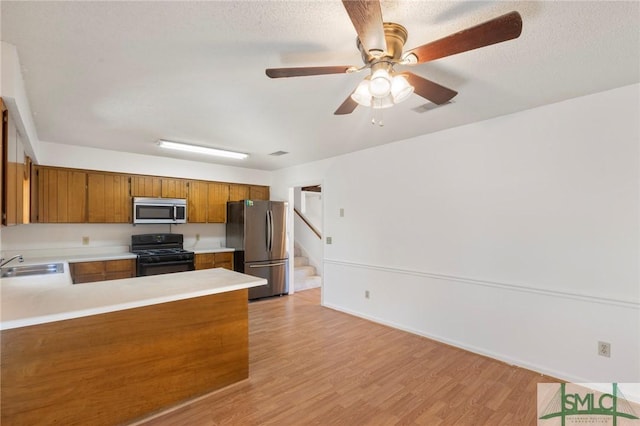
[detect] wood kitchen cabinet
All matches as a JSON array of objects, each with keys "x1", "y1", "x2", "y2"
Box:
[
  {"x1": 249, "y1": 185, "x2": 269, "y2": 201},
  {"x1": 70, "y1": 259, "x2": 136, "y2": 284},
  {"x1": 188, "y1": 180, "x2": 234, "y2": 224},
  {"x1": 207, "y1": 182, "x2": 229, "y2": 223},
  {"x1": 190, "y1": 182, "x2": 268, "y2": 223},
  {"x1": 130, "y1": 175, "x2": 161, "y2": 197},
  {"x1": 34, "y1": 166, "x2": 87, "y2": 223},
  {"x1": 2, "y1": 98, "x2": 31, "y2": 226},
  {"x1": 214, "y1": 252, "x2": 233, "y2": 270},
  {"x1": 228, "y1": 183, "x2": 249, "y2": 202},
  {"x1": 195, "y1": 252, "x2": 233, "y2": 271},
  {"x1": 161, "y1": 178, "x2": 188, "y2": 199},
  {"x1": 30, "y1": 164, "x2": 270, "y2": 224},
  {"x1": 229, "y1": 184, "x2": 269, "y2": 202},
  {"x1": 87, "y1": 172, "x2": 130, "y2": 223},
  {"x1": 187, "y1": 180, "x2": 208, "y2": 223}
]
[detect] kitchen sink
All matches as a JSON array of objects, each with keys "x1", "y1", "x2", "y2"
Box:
[{"x1": 1, "y1": 263, "x2": 64, "y2": 278}]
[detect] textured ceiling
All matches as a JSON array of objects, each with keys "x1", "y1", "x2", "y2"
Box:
[{"x1": 1, "y1": 1, "x2": 639, "y2": 170}]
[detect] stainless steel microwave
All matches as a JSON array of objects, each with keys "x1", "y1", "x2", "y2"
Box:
[{"x1": 133, "y1": 197, "x2": 187, "y2": 224}]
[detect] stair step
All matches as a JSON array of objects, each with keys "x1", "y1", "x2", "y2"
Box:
[
  {"x1": 294, "y1": 265, "x2": 316, "y2": 281},
  {"x1": 294, "y1": 256, "x2": 309, "y2": 267},
  {"x1": 295, "y1": 275, "x2": 321, "y2": 291}
]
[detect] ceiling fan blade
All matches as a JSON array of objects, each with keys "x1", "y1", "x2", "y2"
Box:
[
  {"x1": 342, "y1": 0, "x2": 387, "y2": 54},
  {"x1": 403, "y1": 72, "x2": 458, "y2": 105},
  {"x1": 334, "y1": 94, "x2": 358, "y2": 115},
  {"x1": 404, "y1": 11, "x2": 523, "y2": 64},
  {"x1": 266, "y1": 66, "x2": 353, "y2": 78}
]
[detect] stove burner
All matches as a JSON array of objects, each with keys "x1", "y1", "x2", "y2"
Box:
[{"x1": 131, "y1": 233, "x2": 195, "y2": 276}]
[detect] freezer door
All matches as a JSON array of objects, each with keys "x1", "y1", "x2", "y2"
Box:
[{"x1": 245, "y1": 260, "x2": 288, "y2": 300}]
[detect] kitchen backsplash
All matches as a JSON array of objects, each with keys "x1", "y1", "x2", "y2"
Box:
[{"x1": 0, "y1": 223, "x2": 227, "y2": 258}]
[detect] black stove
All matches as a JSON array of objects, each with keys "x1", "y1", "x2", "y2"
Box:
[{"x1": 131, "y1": 233, "x2": 195, "y2": 277}]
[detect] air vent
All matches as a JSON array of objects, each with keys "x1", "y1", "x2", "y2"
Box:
[
  {"x1": 411, "y1": 100, "x2": 453, "y2": 113},
  {"x1": 269, "y1": 151, "x2": 289, "y2": 156}
]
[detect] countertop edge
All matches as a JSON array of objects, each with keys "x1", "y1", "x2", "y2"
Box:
[
  {"x1": 1, "y1": 269, "x2": 265, "y2": 331},
  {"x1": 1, "y1": 280, "x2": 264, "y2": 331}
]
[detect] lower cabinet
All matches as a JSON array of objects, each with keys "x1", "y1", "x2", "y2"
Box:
[
  {"x1": 70, "y1": 259, "x2": 136, "y2": 284},
  {"x1": 195, "y1": 252, "x2": 233, "y2": 271}
]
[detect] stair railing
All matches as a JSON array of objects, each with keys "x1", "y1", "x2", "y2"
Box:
[{"x1": 294, "y1": 207, "x2": 321, "y2": 239}]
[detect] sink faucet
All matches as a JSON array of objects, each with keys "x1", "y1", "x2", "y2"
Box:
[{"x1": 0, "y1": 255, "x2": 24, "y2": 268}]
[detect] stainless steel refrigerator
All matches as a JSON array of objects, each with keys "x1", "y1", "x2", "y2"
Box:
[{"x1": 226, "y1": 200, "x2": 288, "y2": 300}]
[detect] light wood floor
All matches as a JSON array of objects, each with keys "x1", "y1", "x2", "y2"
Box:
[{"x1": 139, "y1": 288, "x2": 560, "y2": 425}]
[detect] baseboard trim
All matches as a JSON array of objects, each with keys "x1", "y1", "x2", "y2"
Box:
[{"x1": 326, "y1": 302, "x2": 586, "y2": 382}]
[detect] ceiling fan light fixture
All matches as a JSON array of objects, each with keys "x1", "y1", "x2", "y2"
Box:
[
  {"x1": 351, "y1": 79, "x2": 373, "y2": 107},
  {"x1": 391, "y1": 74, "x2": 414, "y2": 103},
  {"x1": 157, "y1": 140, "x2": 248, "y2": 160},
  {"x1": 369, "y1": 68, "x2": 392, "y2": 98},
  {"x1": 372, "y1": 94, "x2": 395, "y2": 109}
]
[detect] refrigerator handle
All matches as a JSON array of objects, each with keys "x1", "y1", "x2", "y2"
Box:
[
  {"x1": 249, "y1": 262, "x2": 286, "y2": 268},
  {"x1": 268, "y1": 210, "x2": 274, "y2": 252},
  {"x1": 266, "y1": 210, "x2": 272, "y2": 252}
]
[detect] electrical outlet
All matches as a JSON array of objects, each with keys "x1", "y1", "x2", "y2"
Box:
[
  {"x1": 598, "y1": 341, "x2": 611, "y2": 358},
  {"x1": 82, "y1": 236, "x2": 89, "y2": 245},
  {"x1": 339, "y1": 208, "x2": 344, "y2": 217},
  {"x1": 365, "y1": 290, "x2": 370, "y2": 299},
  {"x1": 195, "y1": 234, "x2": 200, "y2": 241},
  {"x1": 326, "y1": 236, "x2": 332, "y2": 244}
]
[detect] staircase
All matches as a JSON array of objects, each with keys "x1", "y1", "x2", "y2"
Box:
[{"x1": 293, "y1": 244, "x2": 321, "y2": 291}]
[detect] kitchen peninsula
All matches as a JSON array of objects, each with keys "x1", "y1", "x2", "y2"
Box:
[{"x1": 1, "y1": 266, "x2": 266, "y2": 425}]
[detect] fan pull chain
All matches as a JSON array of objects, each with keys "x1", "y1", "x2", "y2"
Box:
[{"x1": 371, "y1": 102, "x2": 384, "y2": 127}]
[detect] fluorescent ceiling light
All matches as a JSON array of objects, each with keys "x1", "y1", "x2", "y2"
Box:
[{"x1": 157, "y1": 140, "x2": 248, "y2": 160}]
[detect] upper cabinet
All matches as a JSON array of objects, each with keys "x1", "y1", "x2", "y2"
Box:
[
  {"x1": 207, "y1": 182, "x2": 230, "y2": 223},
  {"x1": 131, "y1": 176, "x2": 190, "y2": 200},
  {"x1": 87, "y1": 172, "x2": 130, "y2": 223},
  {"x1": 34, "y1": 167, "x2": 87, "y2": 223},
  {"x1": 30, "y1": 164, "x2": 270, "y2": 224},
  {"x1": 249, "y1": 185, "x2": 270, "y2": 201},
  {"x1": 228, "y1": 183, "x2": 249, "y2": 202},
  {"x1": 130, "y1": 175, "x2": 161, "y2": 198},
  {"x1": 1, "y1": 98, "x2": 31, "y2": 226},
  {"x1": 187, "y1": 180, "x2": 208, "y2": 223},
  {"x1": 161, "y1": 178, "x2": 188, "y2": 199}
]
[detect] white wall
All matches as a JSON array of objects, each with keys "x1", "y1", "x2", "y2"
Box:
[
  {"x1": 1, "y1": 42, "x2": 39, "y2": 159},
  {"x1": 303, "y1": 191, "x2": 322, "y2": 233},
  {"x1": 272, "y1": 84, "x2": 640, "y2": 385},
  {"x1": 37, "y1": 142, "x2": 271, "y2": 185}
]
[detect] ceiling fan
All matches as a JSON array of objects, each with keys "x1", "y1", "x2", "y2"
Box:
[{"x1": 266, "y1": 0, "x2": 522, "y2": 116}]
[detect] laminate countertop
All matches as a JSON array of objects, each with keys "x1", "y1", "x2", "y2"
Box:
[{"x1": 0, "y1": 266, "x2": 265, "y2": 330}]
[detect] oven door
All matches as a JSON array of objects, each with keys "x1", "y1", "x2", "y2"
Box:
[{"x1": 137, "y1": 259, "x2": 195, "y2": 277}]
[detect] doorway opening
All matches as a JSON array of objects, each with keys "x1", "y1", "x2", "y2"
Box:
[{"x1": 290, "y1": 184, "x2": 323, "y2": 293}]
